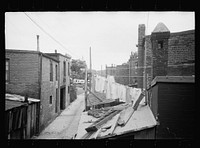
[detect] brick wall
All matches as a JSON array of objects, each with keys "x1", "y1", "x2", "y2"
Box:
[
  {"x1": 6, "y1": 50, "x2": 40, "y2": 99},
  {"x1": 151, "y1": 32, "x2": 170, "y2": 80},
  {"x1": 168, "y1": 30, "x2": 195, "y2": 65},
  {"x1": 58, "y1": 55, "x2": 70, "y2": 107},
  {"x1": 115, "y1": 64, "x2": 129, "y2": 85},
  {"x1": 40, "y1": 56, "x2": 59, "y2": 130},
  {"x1": 144, "y1": 35, "x2": 153, "y2": 88},
  {"x1": 137, "y1": 24, "x2": 145, "y2": 89},
  {"x1": 142, "y1": 28, "x2": 195, "y2": 89}
]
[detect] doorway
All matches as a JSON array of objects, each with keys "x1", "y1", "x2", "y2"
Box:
[{"x1": 60, "y1": 87, "x2": 66, "y2": 110}]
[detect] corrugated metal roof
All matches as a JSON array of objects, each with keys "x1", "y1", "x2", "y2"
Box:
[{"x1": 152, "y1": 22, "x2": 170, "y2": 33}]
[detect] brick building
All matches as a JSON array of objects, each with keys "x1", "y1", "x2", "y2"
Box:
[
  {"x1": 137, "y1": 22, "x2": 195, "y2": 89},
  {"x1": 5, "y1": 49, "x2": 71, "y2": 132},
  {"x1": 106, "y1": 52, "x2": 138, "y2": 86},
  {"x1": 46, "y1": 51, "x2": 71, "y2": 112}
]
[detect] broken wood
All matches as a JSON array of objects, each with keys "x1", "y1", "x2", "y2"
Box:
[
  {"x1": 118, "y1": 91, "x2": 145, "y2": 126},
  {"x1": 117, "y1": 106, "x2": 135, "y2": 126},
  {"x1": 85, "y1": 109, "x2": 121, "y2": 132},
  {"x1": 133, "y1": 91, "x2": 145, "y2": 110}
]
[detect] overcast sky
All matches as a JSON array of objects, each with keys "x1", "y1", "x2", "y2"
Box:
[{"x1": 5, "y1": 12, "x2": 194, "y2": 70}]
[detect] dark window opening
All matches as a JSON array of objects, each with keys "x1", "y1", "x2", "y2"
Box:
[
  {"x1": 50, "y1": 61, "x2": 53, "y2": 81},
  {"x1": 158, "y1": 41, "x2": 163, "y2": 49},
  {"x1": 49, "y1": 96, "x2": 53, "y2": 104},
  {"x1": 55, "y1": 65, "x2": 58, "y2": 81},
  {"x1": 64, "y1": 61, "x2": 66, "y2": 76}
]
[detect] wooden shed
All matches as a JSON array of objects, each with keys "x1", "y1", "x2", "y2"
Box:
[
  {"x1": 5, "y1": 94, "x2": 40, "y2": 139},
  {"x1": 147, "y1": 76, "x2": 195, "y2": 139}
]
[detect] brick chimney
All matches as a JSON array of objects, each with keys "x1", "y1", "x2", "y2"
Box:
[
  {"x1": 137, "y1": 24, "x2": 145, "y2": 89},
  {"x1": 151, "y1": 22, "x2": 170, "y2": 80},
  {"x1": 37, "y1": 35, "x2": 40, "y2": 52}
]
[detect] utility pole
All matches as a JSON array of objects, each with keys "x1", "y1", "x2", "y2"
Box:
[
  {"x1": 105, "y1": 64, "x2": 107, "y2": 77},
  {"x1": 129, "y1": 60, "x2": 130, "y2": 86},
  {"x1": 101, "y1": 65, "x2": 102, "y2": 76},
  {"x1": 84, "y1": 64, "x2": 88, "y2": 111},
  {"x1": 89, "y1": 47, "x2": 92, "y2": 90}
]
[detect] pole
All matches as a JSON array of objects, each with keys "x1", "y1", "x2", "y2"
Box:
[
  {"x1": 129, "y1": 60, "x2": 130, "y2": 85},
  {"x1": 101, "y1": 65, "x2": 102, "y2": 76},
  {"x1": 89, "y1": 47, "x2": 92, "y2": 90},
  {"x1": 105, "y1": 64, "x2": 107, "y2": 78},
  {"x1": 84, "y1": 64, "x2": 88, "y2": 111}
]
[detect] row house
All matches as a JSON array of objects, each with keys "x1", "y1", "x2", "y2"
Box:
[
  {"x1": 5, "y1": 49, "x2": 71, "y2": 132},
  {"x1": 45, "y1": 50, "x2": 71, "y2": 112}
]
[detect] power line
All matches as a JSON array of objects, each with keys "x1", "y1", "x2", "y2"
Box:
[{"x1": 23, "y1": 12, "x2": 78, "y2": 57}]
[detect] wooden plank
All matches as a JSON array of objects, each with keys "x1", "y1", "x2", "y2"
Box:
[
  {"x1": 117, "y1": 91, "x2": 145, "y2": 127},
  {"x1": 31, "y1": 104, "x2": 34, "y2": 137},
  {"x1": 117, "y1": 106, "x2": 135, "y2": 126},
  {"x1": 85, "y1": 110, "x2": 121, "y2": 132},
  {"x1": 87, "y1": 87, "x2": 103, "y2": 102},
  {"x1": 33, "y1": 103, "x2": 37, "y2": 135},
  {"x1": 133, "y1": 91, "x2": 145, "y2": 110},
  {"x1": 26, "y1": 105, "x2": 31, "y2": 139}
]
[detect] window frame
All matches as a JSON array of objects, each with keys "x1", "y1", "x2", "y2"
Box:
[{"x1": 158, "y1": 40, "x2": 163, "y2": 49}]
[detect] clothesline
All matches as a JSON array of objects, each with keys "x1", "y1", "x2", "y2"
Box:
[
  {"x1": 110, "y1": 76, "x2": 151, "y2": 77},
  {"x1": 106, "y1": 66, "x2": 152, "y2": 69},
  {"x1": 94, "y1": 75, "x2": 145, "y2": 104}
]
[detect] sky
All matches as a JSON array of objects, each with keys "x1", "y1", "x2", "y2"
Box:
[{"x1": 5, "y1": 12, "x2": 195, "y2": 70}]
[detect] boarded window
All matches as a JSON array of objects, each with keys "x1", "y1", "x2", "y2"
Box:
[
  {"x1": 6, "y1": 59, "x2": 10, "y2": 82},
  {"x1": 50, "y1": 61, "x2": 53, "y2": 81}
]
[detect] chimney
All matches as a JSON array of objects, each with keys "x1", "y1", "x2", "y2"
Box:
[
  {"x1": 137, "y1": 24, "x2": 145, "y2": 89},
  {"x1": 37, "y1": 35, "x2": 40, "y2": 51}
]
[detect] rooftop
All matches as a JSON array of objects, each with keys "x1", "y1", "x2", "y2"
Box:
[{"x1": 152, "y1": 22, "x2": 170, "y2": 33}]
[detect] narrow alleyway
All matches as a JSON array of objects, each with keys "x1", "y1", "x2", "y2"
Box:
[{"x1": 35, "y1": 88, "x2": 85, "y2": 139}]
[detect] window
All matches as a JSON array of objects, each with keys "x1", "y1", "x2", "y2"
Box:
[
  {"x1": 55, "y1": 65, "x2": 58, "y2": 81},
  {"x1": 6, "y1": 59, "x2": 10, "y2": 82},
  {"x1": 49, "y1": 96, "x2": 53, "y2": 104},
  {"x1": 63, "y1": 61, "x2": 66, "y2": 76},
  {"x1": 68, "y1": 62, "x2": 70, "y2": 76},
  {"x1": 50, "y1": 61, "x2": 53, "y2": 81},
  {"x1": 158, "y1": 41, "x2": 163, "y2": 49}
]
